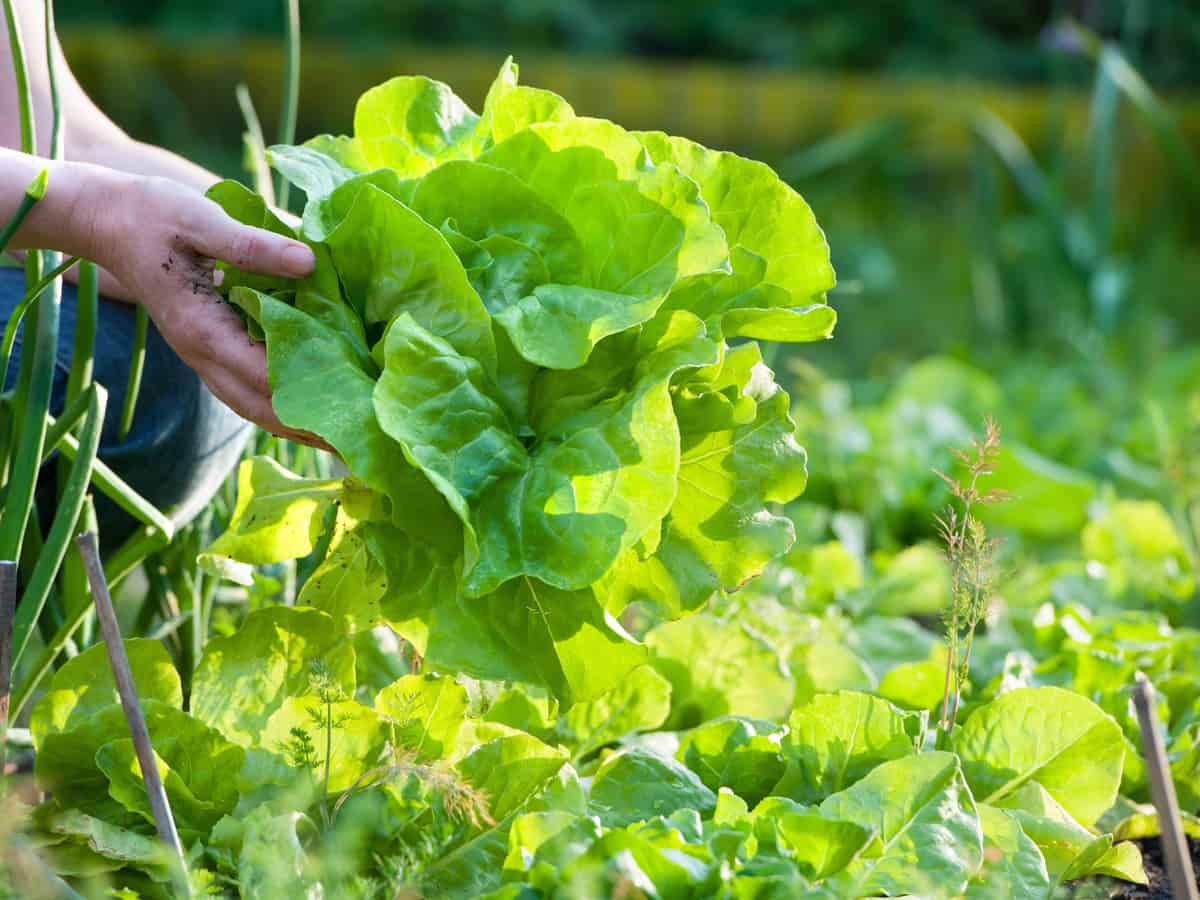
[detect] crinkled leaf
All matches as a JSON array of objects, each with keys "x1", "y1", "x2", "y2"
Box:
[
  {"x1": 320, "y1": 182, "x2": 496, "y2": 369},
  {"x1": 373, "y1": 311, "x2": 526, "y2": 521},
  {"x1": 465, "y1": 311, "x2": 718, "y2": 596},
  {"x1": 774, "y1": 692, "x2": 916, "y2": 804},
  {"x1": 634, "y1": 131, "x2": 835, "y2": 309},
  {"x1": 352, "y1": 74, "x2": 479, "y2": 174},
  {"x1": 35, "y1": 702, "x2": 231, "y2": 832},
  {"x1": 35, "y1": 809, "x2": 168, "y2": 880},
  {"x1": 473, "y1": 58, "x2": 575, "y2": 152},
  {"x1": 677, "y1": 717, "x2": 785, "y2": 808},
  {"x1": 609, "y1": 344, "x2": 808, "y2": 612},
  {"x1": 95, "y1": 714, "x2": 243, "y2": 839},
  {"x1": 253, "y1": 295, "x2": 464, "y2": 547}
]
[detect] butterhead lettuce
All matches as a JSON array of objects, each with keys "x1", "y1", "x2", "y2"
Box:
[{"x1": 204, "y1": 58, "x2": 836, "y2": 705}]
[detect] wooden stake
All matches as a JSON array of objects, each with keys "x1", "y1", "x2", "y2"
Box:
[
  {"x1": 75, "y1": 532, "x2": 191, "y2": 895},
  {"x1": 1133, "y1": 672, "x2": 1198, "y2": 900}
]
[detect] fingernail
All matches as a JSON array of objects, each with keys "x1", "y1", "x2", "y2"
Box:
[{"x1": 282, "y1": 242, "x2": 315, "y2": 277}]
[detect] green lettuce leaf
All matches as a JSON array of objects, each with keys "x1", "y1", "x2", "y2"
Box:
[
  {"x1": 191, "y1": 606, "x2": 355, "y2": 747},
  {"x1": 199, "y1": 455, "x2": 342, "y2": 569},
  {"x1": 774, "y1": 691, "x2": 916, "y2": 804},
  {"x1": 589, "y1": 748, "x2": 717, "y2": 827},
  {"x1": 819, "y1": 751, "x2": 984, "y2": 898},
  {"x1": 646, "y1": 613, "x2": 792, "y2": 728},
  {"x1": 677, "y1": 717, "x2": 785, "y2": 808},
  {"x1": 772, "y1": 811, "x2": 872, "y2": 881},
  {"x1": 968, "y1": 804, "x2": 1052, "y2": 900},
  {"x1": 94, "y1": 712, "x2": 244, "y2": 839},
  {"x1": 376, "y1": 673, "x2": 470, "y2": 761},
  {"x1": 29, "y1": 639, "x2": 181, "y2": 749},
  {"x1": 455, "y1": 723, "x2": 569, "y2": 820},
  {"x1": 559, "y1": 665, "x2": 672, "y2": 760},
  {"x1": 955, "y1": 687, "x2": 1125, "y2": 827}
]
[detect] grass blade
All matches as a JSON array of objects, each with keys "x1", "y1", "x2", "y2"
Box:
[
  {"x1": 117, "y1": 305, "x2": 148, "y2": 442},
  {"x1": 0, "y1": 255, "x2": 79, "y2": 379},
  {"x1": 275, "y1": 0, "x2": 301, "y2": 209},
  {"x1": 0, "y1": 272, "x2": 61, "y2": 562},
  {"x1": 9, "y1": 383, "x2": 105, "y2": 668},
  {"x1": 7, "y1": 505, "x2": 164, "y2": 724},
  {"x1": 0, "y1": 560, "x2": 15, "y2": 789},
  {"x1": 63, "y1": 261, "x2": 98, "y2": 409},
  {"x1": 236, "y1": 83, "x2": 276, "y2": 205},
  {"x1": 972, "y1": 109, "x2": 1095, "y2": 276},
  {"x1": 0, "y1": 0, "x2": 36, "y2": 154},
  {"x1": 53, "y1": 426, "x2": 174, "y2": 540}
]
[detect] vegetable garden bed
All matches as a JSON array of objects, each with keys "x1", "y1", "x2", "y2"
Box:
[{"x1": 3, "y1": 23, "x2": 1199, "y2": 900}]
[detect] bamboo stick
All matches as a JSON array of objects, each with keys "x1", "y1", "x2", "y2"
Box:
[{"x1": 1133, "y1": 672, "x2": 1199, "y2": 900}]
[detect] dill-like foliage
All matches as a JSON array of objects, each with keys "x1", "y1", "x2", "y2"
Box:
[{"x1": 934, "y1": 417, "x2": 1008, "y2": 732}]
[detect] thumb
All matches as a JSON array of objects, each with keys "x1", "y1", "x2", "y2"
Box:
[{"x1": 191, "y1": 200, "x2": 315, "y2": 279}]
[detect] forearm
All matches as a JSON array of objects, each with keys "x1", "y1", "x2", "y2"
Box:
[
  {"x1": 72, "y1": 133, "x2": 218, "y2": 194},
  {"x1": 1, "y1": 147, "x2": 126, "y2": 261}
]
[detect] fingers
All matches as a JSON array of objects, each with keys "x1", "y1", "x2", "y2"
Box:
[
  {"x1": 203, "y1": 362, "x2": 333, "y2": 451},
  {"x1": 189, "y1": 198, "x2": 315, "y2": 280},
  {"x1": 173, "y1": 296, "x2": 335, "y2": 453},
  {"x1": 171, "y1": 294, "x2": 271, "y2": 396}
]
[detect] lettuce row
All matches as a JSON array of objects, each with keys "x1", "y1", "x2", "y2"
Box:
[
  {"x1": 26, "y1": 630, "x2": 1146, "y2": 896},
  {"x1": 203, "y1": 59, "x2": 835, "y2": 703}
]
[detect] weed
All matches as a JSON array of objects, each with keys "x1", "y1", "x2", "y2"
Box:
[{"x1": 934, "y1": 416, "x2": 1008, "y2": 732}]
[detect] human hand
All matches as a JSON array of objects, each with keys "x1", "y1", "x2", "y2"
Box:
[{"x1": 89, "y1": 174, "x2": 330, "y2": 449}]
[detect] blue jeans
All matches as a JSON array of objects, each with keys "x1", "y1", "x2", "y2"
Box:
[{"x1": 1, "y1": 267, "x2": 251, "y2": 550}]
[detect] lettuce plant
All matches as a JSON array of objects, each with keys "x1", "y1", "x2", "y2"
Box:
[{"x1": 202, "y1": 59, "x2": 837, "y2": 704}]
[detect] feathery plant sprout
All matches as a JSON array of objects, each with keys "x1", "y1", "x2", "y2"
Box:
[{"x1": 934, "y1": 416, "x2": 1008, "y2": 733}]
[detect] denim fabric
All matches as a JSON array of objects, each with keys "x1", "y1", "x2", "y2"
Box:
[{"x1": 1, "y1": 266, "x2": 250, "y2": 549}]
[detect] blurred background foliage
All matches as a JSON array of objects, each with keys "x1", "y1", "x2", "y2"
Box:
[
  {"x1": 50, "y1": 1, "x2": 1200, "y2": 492},
  {"x1": 54, "y1": 0, "x2": 1200, "y2": 87}
]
